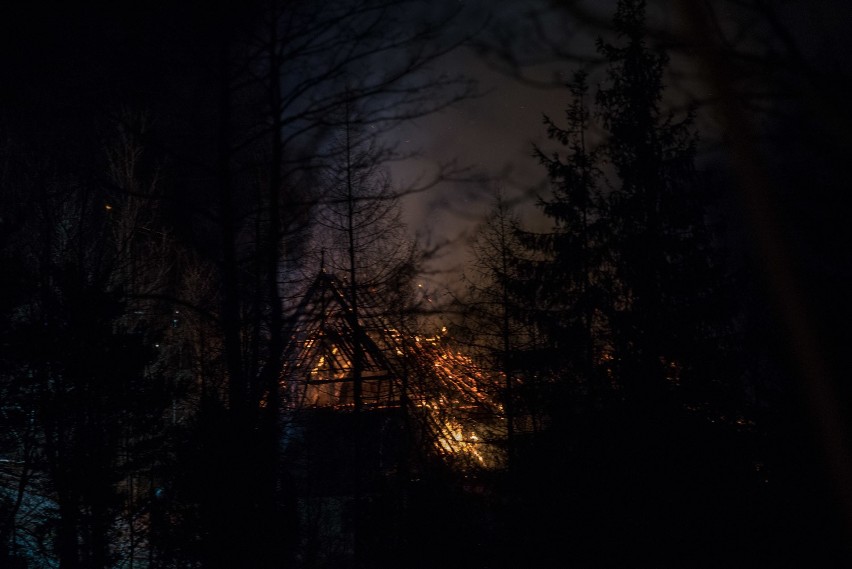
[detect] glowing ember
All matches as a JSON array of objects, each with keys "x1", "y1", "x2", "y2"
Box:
[{"x1": 281, "y1": 272, "x2": 508, "y2": 470}]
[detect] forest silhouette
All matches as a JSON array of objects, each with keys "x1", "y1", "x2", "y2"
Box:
[{"x1": 1, "y1": 1, "x2": 850, "y2": 567}]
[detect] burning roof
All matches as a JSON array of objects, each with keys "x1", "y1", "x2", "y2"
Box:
[{"x1": 281, "y1": 271, "x2": 506, "y2": 469}]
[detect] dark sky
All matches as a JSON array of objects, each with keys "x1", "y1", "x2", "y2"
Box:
[
  {"x1": 2, "y1": 0, "x2": 848, "y2": 293},
  {"x1": 399, "y1": 0, "x2": 852, "y2": 286},
  {"x1": 0, "y1": 0, "x2": 585, "y2": 278},
  {"x1": 391, "y1": 0, "x2": 611, "y2": 276}
]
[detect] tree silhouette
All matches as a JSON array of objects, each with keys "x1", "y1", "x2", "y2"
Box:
[
  {"x1": 520, "y1": 69, "x2": 610, "y2": 398},
  {"x1": 497, "y1": 2, "x2": 752, "y2": 565},
  {"x1": 453, "y1": 192, "x2": 520, "y2": 465},
  {"x1": 0, "y1": 118, "x2": 180, "y2": 568},
  {"x1": 595, "y1": 0, "x2": 725, "y2": 406}
]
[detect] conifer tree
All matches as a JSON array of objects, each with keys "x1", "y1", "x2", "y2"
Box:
[
  {"x1": 524, "y1": 69, "x2": 607, "y2": 392},
  {"x1": 595, "y1": 0, "x2": 723, "y2": 404},
  {"x1": 510, "y1": 5, "x2": 736, "y2": 561},
  {"x1": 456, "y1": 191, "x2": 534, "y2": 465},
  {"x1": 517, "y1": 0, "x2": 729, "y2": 416}
]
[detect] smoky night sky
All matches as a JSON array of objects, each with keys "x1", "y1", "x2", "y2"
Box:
[
  {"x1": 4, "y1": 0, "x2": 836, "y2": 276},
  {"x1": 2, "y1": 1, "x2": 852, "y2": 567},
  {"x1": 1, "y1": 0, "x2": 848, "y2": 258},
  {"x1": 1, "y1": 0, "x2": 598, "y2": 276}
]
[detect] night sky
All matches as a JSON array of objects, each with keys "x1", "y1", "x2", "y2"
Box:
[
  {"x1": 0, "y1": 1, "x2": 572, "y2": 274},
  {"x1": 0, "y1": 0, "x2": 753, "y2": 271}
]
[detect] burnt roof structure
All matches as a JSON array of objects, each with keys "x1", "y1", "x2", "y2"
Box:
[{"x1": 280, "y1": 270, "x2": 506, "y2": 470}]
